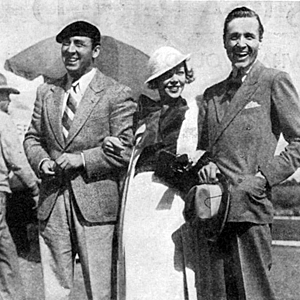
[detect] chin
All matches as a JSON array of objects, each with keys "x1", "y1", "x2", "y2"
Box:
[
  {"x1": 65, "y1": 66, "x2": 78, "y2": 72},
  {"x1": 234, "y1": 58, "x2": 256, "y2": 70},
  {"x1": 168, "y1": 93, "x2": 181, "y2": 99}
]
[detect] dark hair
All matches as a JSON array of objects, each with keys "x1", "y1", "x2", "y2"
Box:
[
  {"x1": 91, "y1": 39, "x2": 101, "y2": 50},
  {"x1": 147, "y1": 61, "x2": 195, "y2": 90},
  {"x1": 223, "y1": 6, "x2": 264, "y2": 42}
]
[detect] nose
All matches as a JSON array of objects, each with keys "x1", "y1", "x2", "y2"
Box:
[
  {"x1": 236, "y1": 36, "x2": 247, "y2": 48},
  {"x1": 169, "y1": 73, "x2": 179, "y2": 83},
  {"x1": 66, "y1": 42, "x2": 76, "y2": 53}
]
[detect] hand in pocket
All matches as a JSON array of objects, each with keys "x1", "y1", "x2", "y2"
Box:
[{"x1": 238, "y1": 174, "x2": 267, "y2": 200}]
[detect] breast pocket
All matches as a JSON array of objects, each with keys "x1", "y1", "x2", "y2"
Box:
[{"x1": 238, "y1": 105, "x2": 264, "y2": 136}]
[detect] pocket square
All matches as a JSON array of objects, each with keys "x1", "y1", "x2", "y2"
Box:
[{"x1": 244, "y1": 101, "x2": 261, "y2": 109}]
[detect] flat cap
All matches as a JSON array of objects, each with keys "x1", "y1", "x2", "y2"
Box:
[{"x1": 56, "y1": 21, "x2": 101, "y2": 44}]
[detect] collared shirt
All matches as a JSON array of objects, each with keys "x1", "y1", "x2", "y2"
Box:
[
  {"x1": 232, "y1": 59, "x2": 257, "y2": 82},
  {"x1": 61, "y1": 67, "x2": 96, "y2": 116}
]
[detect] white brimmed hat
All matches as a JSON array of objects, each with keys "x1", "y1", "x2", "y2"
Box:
[
  {"x1": 145, "y1": 46, "x2": 191, "y2": 84},
  {"x1": 0, "y1": 73, "x2": 19, "y2": 94}
]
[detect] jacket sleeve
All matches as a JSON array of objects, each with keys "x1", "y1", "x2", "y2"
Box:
[
  {"x1": 82, "y1": 85, "x2": 137, "y2": 179},
  {"x1": 2, "y1": 115, "x2": 38, "y2": 192},
  {"x1": 196, "y1": 93, "x2": 209, "y2": 152},
  {"x1": 260, "y1": 71, "x2": 300, "y2": 186},
  {"x1": 23, "y1": 84, "x2": 51, "y2": 176}
]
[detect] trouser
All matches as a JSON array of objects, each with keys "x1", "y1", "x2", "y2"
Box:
[
  {"x1": 39, "y1": 187, "x2": 115, "y2": 300},
  {"x1": 0, "y1": 191, "x2": 25, "y2": 300},
  {"x1": 195, "y1": 222, "x2": 277, "y2": 300}
]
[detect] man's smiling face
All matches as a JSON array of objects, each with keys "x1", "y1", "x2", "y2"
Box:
[
  {"x1": 61, "y1": 36, "x2": 100, "y2": 79},
  {"x1": 224, "y1": 17, "x2": 261, "y2": 71}
]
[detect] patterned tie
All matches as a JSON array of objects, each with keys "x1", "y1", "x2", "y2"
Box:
[{"x1": 62, "y1": 85, "x2": 78, "y2": 140}]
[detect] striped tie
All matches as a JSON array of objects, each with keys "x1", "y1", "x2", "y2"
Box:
[{"x1": 62, "y1": 86, "x2": 77, "y2": 140}]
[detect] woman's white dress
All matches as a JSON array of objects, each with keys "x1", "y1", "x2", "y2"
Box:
[{"x1": 122, "y1": 100, "x2": 200, "y2": 300}]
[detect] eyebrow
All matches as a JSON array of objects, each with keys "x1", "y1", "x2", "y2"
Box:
[{"x1": 63, "y1": 37, "x2": 91, "y2": 44}]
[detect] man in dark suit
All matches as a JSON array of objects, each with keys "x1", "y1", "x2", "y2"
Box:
[
  {"x1": 197, "y1": 6, "x2": 300, "y2": 299},
  {"x1": 24, "y1": 21, "x2": 136, "y2": 300}
]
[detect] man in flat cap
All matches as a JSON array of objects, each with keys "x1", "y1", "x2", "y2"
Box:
[
  {"x1": 24, "y1": 21, "x2": 136, "y2": 300},
  {"x1": 0, "y1": 73, "x2": 39, "y2": 300}
]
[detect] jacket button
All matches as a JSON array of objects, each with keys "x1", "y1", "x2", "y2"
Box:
[
  {"x1": 237, "y1": 178, "x2": 243, "y2": 183},
  {"x1": 246, "y1": 125, "x2": 251, "y2": 130}
]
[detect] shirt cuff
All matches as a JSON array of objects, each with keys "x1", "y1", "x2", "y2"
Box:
[{"x1": 38, "y1": 158, "x2": 51, "y2": 172}]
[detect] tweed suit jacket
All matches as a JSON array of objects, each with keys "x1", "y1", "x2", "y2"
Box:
[
  {"x1": 24, "y1": 69, "x2": 136, "y2": 223},
  {"x1": 199, "y1": 61, "x2": 300, "y2": 224}
]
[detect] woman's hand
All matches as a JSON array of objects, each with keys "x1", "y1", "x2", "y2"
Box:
[{"x1": 102, "y1": 136, "x2": 125, "y2": 156}]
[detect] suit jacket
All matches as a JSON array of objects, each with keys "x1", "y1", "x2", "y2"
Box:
[
  {"x1": 24, "y1": 69, "x2": 136, "y2": 223},
  {"x1": 199, "y1": 61, "x2": 300, "y2": 224}
]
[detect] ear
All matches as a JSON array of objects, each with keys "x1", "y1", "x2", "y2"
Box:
[
  {"x1": 92, "y1": 45, "x2": 101, "y2": 59},
  {"x1": 223, "y1": 38, "x2": 227, "y2": 50},
  {"x1": 258, "y1": 41, "x2": 262, "y2": 50}
]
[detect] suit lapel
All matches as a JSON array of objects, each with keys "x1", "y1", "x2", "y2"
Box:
[
  {"x1": 65, "y1": 69, "x2": 105, "y2": 146},
  {"x1": 211, "y1": 61, "x2": 264, "y2": 147},
  {"x1": 212, "y1": 82, "x2": 228, "y2": 123},
  {"x1": 46, "y1": 77, "x2": 66, "y2": 148}
]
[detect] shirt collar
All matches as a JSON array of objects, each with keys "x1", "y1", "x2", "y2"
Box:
[
  {"x1": 231, "y1": 59, "x2": 257, "y2": 81},
  {"x1": 66, "y1": 68, "x2": 96, "y2": 96}
]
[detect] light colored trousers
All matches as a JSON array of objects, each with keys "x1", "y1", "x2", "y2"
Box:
[{"x1": 39, "y1": 187, "x2": 115, "y2": 300}]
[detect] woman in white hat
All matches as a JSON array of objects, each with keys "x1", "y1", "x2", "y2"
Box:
[{"x1": 103, "y1": 46, "x2": 200, "y2": 299}]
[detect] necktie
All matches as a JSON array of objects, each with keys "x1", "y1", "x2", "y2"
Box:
[
  {"x1": 62, "y1": 85, "x2": 78, "y2": 140},
  {"x1": 219, "y1": 72, "x2": 243, "y2": 120},
  {"x1": 224, "y1": 72, "x2": 243, "y2": 103}
]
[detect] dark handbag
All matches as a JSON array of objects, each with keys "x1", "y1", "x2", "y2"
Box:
[{"x1": 154, "y1": 150, "x2": 208, "y2": 193}]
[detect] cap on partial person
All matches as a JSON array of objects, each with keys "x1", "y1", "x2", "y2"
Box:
[
  {"x1": 0, "y1": 73, "x2": 19, "y2": 94},
  {"x1": 145, "y1": 46, "x2": 191, "y2": 84},
  {"x1": 56, "y1": 20, "x2": 101, "y2": 44}
]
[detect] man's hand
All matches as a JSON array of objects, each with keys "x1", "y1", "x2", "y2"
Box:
[
  {"x1": 55, "y1": 153, "x2": 83, "y2": 171},
  {"x1": 237, "y1": 174, "x2": 267, "y2": 200},
  {"x1": 198, "y1": 161, "x2": 221, "y2": 183},
  {"x1": 40, "y1": 160, "x2": 56, "y2": 176},
  {"x1": 32, "y1": 195, "x2": 39, "y2": 210}
]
